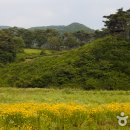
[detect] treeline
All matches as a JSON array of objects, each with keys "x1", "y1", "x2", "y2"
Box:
[
  {"x1": 0, "y1": 24, "x2": 95, "y2": 64},
  {"x1": 2, "y1": 27, "x2": 93, "y2": 50},
  {"x1": 0, "y1": 27, "x2": 93, "y2": 64}
]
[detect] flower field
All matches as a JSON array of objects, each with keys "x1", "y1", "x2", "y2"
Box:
[{"x1": 0, "y1": 103, "x2": 130, "y2": 130}]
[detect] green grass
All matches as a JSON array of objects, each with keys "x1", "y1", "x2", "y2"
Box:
[
  {"x1": 23, "y1": 48, "x2": 66, "y2": 56},
  {"x1": 0, "y1": 88, "x2": 130, "y2": 105},
  {"x1": 16, "y1": 49, "x2": 67, "y2": 62},
  {"x1": 16, "y1": 48, "x2": 42, "y2": 62},
  {"x1": 24, "y1": 49, "x2": 42, "y2": 55}
]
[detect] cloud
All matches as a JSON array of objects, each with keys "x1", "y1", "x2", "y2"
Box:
[{"x1": 0, "y1": 0, "x2": 130, "y2": 29}]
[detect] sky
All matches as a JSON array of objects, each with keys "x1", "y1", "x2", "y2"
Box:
[{"x1": 0, "y1": 0, "x2": 130, "y2": 29}]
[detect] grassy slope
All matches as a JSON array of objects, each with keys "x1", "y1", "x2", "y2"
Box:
[
  {"x1": 0, "y1": 36, "x2": 130, "y2": 89},
  {"x1": 0, "y1": 88, "x2": 130, "y2": 105}
]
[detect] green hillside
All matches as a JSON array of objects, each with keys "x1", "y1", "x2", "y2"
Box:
[
  {"x1": 64, "y1": 23, "x2": 94, "y2": 33},
  {"x1": 0, "y1": 26, "x2": 10, "y2": 29},
  {"x1": 0, "y1": 36, "x2": 130, "y2": 89},
  {"x1": 29, "y1": 22, "x2": 94, "y2": 33}
]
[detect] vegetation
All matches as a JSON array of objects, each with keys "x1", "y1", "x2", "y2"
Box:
[
  {"x1": 0, "y1": 88, "x2": 130, "y2": 129},
  {"x1": 2, "y1": 27, "x2": 93, "y2": 50},
  {"x1": 103, "y1": 8, "x2": 130, "y2": 38},
  {"x1": 29, "y1": 22, "x2": 94, "y2": 33},
  {"x1": 0, "y1": 30, "x2": 24, "y2": 63},
  {"x1": 0, "y1": 26, "x2": 10, "y2": 30},
  {"x1": 0, "y1": 102, "x2": 130, "y2": 129},
  {"x1": 0, "y1": 9, "x2": 130, "y2": 89},
  {"x1": 0, "y1": 35, "x2": 130, "y2": 90},
  {"x1": 0, "y1": 88, "x2": 130, "y2": 104},
  {"x1": 0, "y1": 7, "x2": 130, "y2": 130}
]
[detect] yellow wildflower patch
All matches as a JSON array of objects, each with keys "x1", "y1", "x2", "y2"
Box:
[{"x1": 0, "y1": 103, "x2": 130, "y2": 129}]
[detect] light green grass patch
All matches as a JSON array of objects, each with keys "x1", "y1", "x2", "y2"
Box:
[
  {"x1": 0, "y1": 88, "x2": 130, "y2": 106},
  {"x1": 24, "y1": 49, "x2": 41, "y2": 54}
]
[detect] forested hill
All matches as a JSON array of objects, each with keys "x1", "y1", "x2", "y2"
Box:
[
  {"x1": 0, "y1": 36, "x2": 130, "y2": 89},
  {"x1": 29, "y1": 22, "x2": 94, "y2": 33},
  {"x1": 0, "y1": 26, "x2": 10, "y2": 29}
]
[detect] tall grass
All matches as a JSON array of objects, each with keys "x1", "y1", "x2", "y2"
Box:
[{"x1": 0, "y1": 88, "x2": 130, "y2": 105}]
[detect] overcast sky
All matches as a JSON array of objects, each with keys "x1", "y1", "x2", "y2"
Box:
[{"x1": 0, "y1": 0, "x2": 130, "y2": 29}]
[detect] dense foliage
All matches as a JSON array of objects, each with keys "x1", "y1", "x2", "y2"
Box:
[
  {"x1": 103, "y1": 8, "x2": 130, "y2": 38},
  {"x1": 0, "y1": 36, "x2": 130, "y2": 90},
  {"x1": 0, "y1": 31, "x2": 24, "y2": 63},
  {"x1": 3, "y1": 27, "x2": 93, "y2": 50}
]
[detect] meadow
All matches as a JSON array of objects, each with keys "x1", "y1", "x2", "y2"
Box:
[{"x1": 0, "y1": 88, "x2": 130, "y2": 130}]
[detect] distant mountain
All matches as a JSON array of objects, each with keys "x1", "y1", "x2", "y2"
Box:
[
  {"x1": 64, "y1": 23, "x2": 94, "y2": 33},
  {"x1": 0, "y1": 26, "x2": 10, "y2": 29},
  {"x1": 30, "y1": 25, "x2": 65, "y2": 32},
  {"x1": 29, "y1": 23, "x2": 94, "y2": 33}
]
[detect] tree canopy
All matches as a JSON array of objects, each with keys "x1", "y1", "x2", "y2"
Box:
[
  {"x1": 0, "y1": 30, "x2": 25, "y2": 63},
  {"x1": 103, "y1": 8, "x2": 130, "y2": 38}
]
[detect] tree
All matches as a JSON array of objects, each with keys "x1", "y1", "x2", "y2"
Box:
[
  {"x1": 94, "y1": 29, "x2": 108, "y2": 39},
  {"x1": 3, "y1": 27, "x2": 34, "y2": 48},
  {"x1": 63, "y1": 33, "x2": 80, "y2": 49},
  {"x1": 103, "y1": 8, "x2": 130, "y2": 38},
  {"x1": 48, "y1": 36, "x2": 62, "y2": 50},
  {"x1": 0, "y1": 31, "x2": 17, "y2": 63},
  {"x1": 45, "y1": 29, "x2": 59, "y2": 37},
  {"x1": 73, "y1": 31, "x2": 93, "y2": 45},
  {"x1": 19, "y1": 29, "x2": 34, "y2": 48},
  {"x1": 13, "y1": 36, "x2": 25, "y2": 52},
  {"x1": 32, "y1": 30, "x2": 47, "y2": 48}
]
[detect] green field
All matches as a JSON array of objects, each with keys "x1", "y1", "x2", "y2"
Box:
[
  {"x1": 0, "y1": 88, "x2": 130, "y2": 105},
  {"x1": 0, "y1": 88, "x2": 130, "y2": 130},
  {"x1": 24, "y1": 49, "x2": 42, "y2": 54}
]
